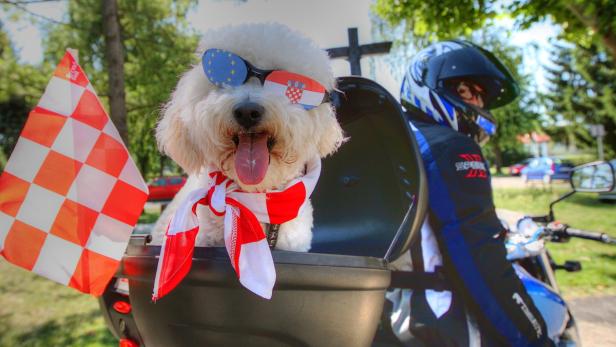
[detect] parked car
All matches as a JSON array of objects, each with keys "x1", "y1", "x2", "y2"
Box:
[
  {"x1": 520, "y1": 157, "x2": 574, "y2": 183},
  {"x1": 508, "y1": 158, "x2": 531, "y2": 176},
  {"x1": 599, "y1": 159, "x2": 616, "y2": 202},
  {"x1": 147, "y1": 175, "x2": 187, "y2": 201}
]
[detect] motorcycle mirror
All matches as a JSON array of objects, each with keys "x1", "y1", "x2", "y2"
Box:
[{"x1": 570, "y1": 161, "x2": 615, "y2": 193}]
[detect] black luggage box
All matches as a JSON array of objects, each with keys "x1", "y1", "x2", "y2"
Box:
[{"x1": 100, "y1": 76, "x2": 427, "y2": 347}]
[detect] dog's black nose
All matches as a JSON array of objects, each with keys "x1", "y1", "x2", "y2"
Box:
[{"x1": 233, "y1": 102, "x2": 264, "y2": 130}]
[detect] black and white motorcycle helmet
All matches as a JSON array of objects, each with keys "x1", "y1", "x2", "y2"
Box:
[{"x1": 401, "y1": 40, "x2": 519, "y2": 145}]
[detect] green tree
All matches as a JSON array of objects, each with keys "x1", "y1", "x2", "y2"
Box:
[
  {"x1": 372, "y1": 0, "x2": 497, "y2": 47},
  {"x1": 0, "y1": 24, "x2": 51, "y2": 166},
  {"x1": 373, "y1": 0, "x2": 616, "y2": 61},
  {"x1": 543, "y1": 43, "x2": 616, "y2": 158},
  {"x1": 42, "y1": 0, "x2": 198, "y2": 178},
  {"x1": 372, "y1": 18, "x2": 538, "y2": 172},
  {"x1": 473, "y1": 31, "x2": 538, "y2": 172},
  {"x1": 512, "y1": 0, "x2": 616, "y2": 60}
]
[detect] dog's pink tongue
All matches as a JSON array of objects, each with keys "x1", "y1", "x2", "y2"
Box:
[{"x1": 235, "y1": 133, "x2": 269, "y2": 185}]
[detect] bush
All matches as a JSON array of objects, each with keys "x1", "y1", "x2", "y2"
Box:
[
  {"x1": 485, "y1": 144, "x2": 531, "y2": 168},
  {"x1": 556, "y1": 152, "x2": 598, "y2": 166},
  {"x1": 500, "y1": 146, "x2": 532, "y2": 166}
]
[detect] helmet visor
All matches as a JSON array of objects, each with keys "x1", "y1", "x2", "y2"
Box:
[
  {"x1": 440, "y1": 86, "x2": 497, "y2": 145},
  {"x1": 424, "y1": 43, "x2": 519, "y2": 109}
]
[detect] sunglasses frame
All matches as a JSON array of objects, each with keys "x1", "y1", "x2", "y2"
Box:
[{"x1": 203, "y1": 49, "x2": 330, "y2": 106}]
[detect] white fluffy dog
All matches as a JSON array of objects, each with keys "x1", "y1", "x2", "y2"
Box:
[{"x1": 150, "y1": 23, "x2": 344, "y2": 251}]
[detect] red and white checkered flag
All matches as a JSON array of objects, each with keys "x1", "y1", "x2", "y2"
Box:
[{"x1": 0, "y1": 51, "x2": 148, "y2": 296}]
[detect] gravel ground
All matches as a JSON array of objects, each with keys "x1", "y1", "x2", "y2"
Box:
[
  {"x1": 491, "y1": 176, "x2": 570, "y2": 189},
  {"x1": 496, "y1": 208, "x2": 615, "y2": 346}
]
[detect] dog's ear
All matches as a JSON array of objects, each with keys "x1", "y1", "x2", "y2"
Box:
[
  {"x1": 313, "y1": 105, "x2": 345, "y2": 158},
  {"x1": 156, "y1": 98, "x2": 204, "y2": 174}
]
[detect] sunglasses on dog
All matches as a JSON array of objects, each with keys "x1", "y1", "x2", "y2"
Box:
[{"x1": 202, "y1": 49, "x2": 329, "y2": 110}]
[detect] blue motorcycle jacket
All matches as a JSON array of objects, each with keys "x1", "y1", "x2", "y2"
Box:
[{"x1": 388, "y1": 110, "x2": 554, "y2": 347}]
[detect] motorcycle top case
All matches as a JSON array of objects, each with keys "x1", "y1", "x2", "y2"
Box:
[{"x1": 101, "y1": 76, "x2": 427, "y2": 347}]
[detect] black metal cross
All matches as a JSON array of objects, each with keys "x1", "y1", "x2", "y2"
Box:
[{"x1": 326, "y1": 28, "x2": 392, "y2": 76}]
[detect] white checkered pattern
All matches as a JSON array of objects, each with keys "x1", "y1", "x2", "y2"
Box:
[
  {"x1": 4, "y1": 138, "x2": 49, "y2": 182},
  {"x1": 37, "y1": 77, "x2": 84, "y2": 116},
  {"x1": 86, "y1": 214, "x2": 134, "y2": 261},
  {"x1": 0, "y1": 51, "x2": 149, "y2": 296},
  {"x1": 33, "y1": 234, "x2": 83, "y2": 285},
  {"x1": 0, "y1": 212, "x2": 14, "y2": 251},
  {"x1": 67, "y1": 165, "x2": 117, "y2": 212},
  {"x1": 16, "y1": 184, "x2": 64, "y2": 232},
  {"x1": 52, "y1": 118, "x2": 101, "y2": 162}
]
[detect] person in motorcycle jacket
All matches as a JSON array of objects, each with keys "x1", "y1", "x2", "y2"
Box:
[{"x1": 386, "y1": 40, "x2": 554, "y2": 347}]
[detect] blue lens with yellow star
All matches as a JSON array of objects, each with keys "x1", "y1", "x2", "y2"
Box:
[{"x1": 202, "y1": 49, "x2": 248, "y2": 87}]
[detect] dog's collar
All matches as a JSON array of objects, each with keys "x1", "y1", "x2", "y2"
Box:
[{"x1": 265, "y1": 223, "x2": 280, "y2": 248}]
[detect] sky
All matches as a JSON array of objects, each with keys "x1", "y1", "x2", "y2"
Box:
[
  {"x1": 1, "y1": 1, "x2": 65, "y2": 64},
  {"x1": 0, "y1": 0, "x2": 560, "y2": 96}
]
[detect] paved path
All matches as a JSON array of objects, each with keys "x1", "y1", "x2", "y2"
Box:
[
  {"x1": 569, "y1": 296, "x2": 616, "y2": 346},
  {"x1": 496, "y1": 209, "x2": 615, "y2": 346}
]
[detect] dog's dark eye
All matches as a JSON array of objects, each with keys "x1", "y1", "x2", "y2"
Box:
[
  {"x1": 232, "y1": 135, "x2": 239, "y2": 146},
  {"x1": 267, "y1": 137, "x2": 275, "y2": 150}
]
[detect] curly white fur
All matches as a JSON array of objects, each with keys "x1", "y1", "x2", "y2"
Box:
[{"x1": 150, "y1": 23, "x2": 344, "y2": 251}]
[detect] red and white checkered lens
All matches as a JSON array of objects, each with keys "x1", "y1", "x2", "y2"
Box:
[{"x1": 263, "y1": 71, "x2": 326, "y2": 110}]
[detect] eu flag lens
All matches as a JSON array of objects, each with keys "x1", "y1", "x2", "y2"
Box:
[{"x1": 202, "y1": 49, "x2": 248, "y2": 87}]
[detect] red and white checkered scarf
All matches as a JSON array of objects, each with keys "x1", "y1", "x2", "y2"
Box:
[{"x1": 153, "y1": 156, "x2": 321, "y2": 300}]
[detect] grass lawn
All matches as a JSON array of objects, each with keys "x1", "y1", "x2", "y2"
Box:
[
  {"x1": 0, "y1": 204, "x2": 163, "y2": 346},
  {"x1": 494, "y1": 187, "x2": 616, "y2": 297},
  {"x1": 138, "y1": 209, "x2": 161, "y2": 224},
  {"x1": 0, "y1": 261, "x2": 115, "y2": 347},
  {"x1": 0, "y1": 192, "x2": 612, "y2": 345}
]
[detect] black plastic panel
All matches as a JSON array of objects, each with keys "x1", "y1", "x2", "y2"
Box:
[
  {"x1": 98, "y1": 277, "x2": 144, "y2": 345},
  {"x1": 311, "y1": 77, "x2": 426, "y2": 260},
  {"x1": 118, "y1": 240, "x2": 390, "y2": 347}
]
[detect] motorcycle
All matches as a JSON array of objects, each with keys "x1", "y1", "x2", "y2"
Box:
[
  {"x1": 504, "y1": 160, "x2": 616, "y2": 347},
  {"x1": 97, "y1": 77, "x2": 615, "y2": 347}
]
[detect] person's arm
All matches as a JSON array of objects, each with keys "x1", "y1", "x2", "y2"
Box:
[{"x1": 422, "y1": 133, "x2": 552, "y2": 347}]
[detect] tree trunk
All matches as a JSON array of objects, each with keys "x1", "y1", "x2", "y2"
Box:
[
  {"x1": 159, "y1": 155, "x2": 165, "y2": 177},
  {"x1": 138, "y1": 154, "x2": 149, "y2": 181},
  {"x1": 492, "y1": 141, "x2": 503, "y2": 174},
  {"x1": 102, "y1": 0, "x2": 128, "y2": 145},
  {"x1": 599, "y1": 32, "x2": 616, "y2": 62}
]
